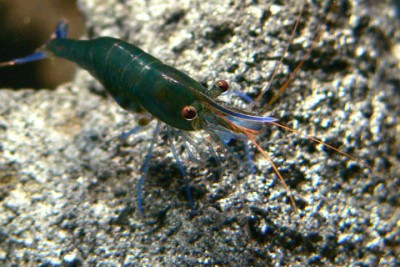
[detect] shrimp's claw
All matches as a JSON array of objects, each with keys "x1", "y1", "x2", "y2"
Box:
[{"x1": 0, "y1": 19, "x2": 69, "y2": 68}]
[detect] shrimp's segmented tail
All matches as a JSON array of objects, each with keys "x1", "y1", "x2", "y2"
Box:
[{"x1": 0, "y1": 20, "x2": 69, "y2": 67}]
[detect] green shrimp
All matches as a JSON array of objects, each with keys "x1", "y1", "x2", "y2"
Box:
[{"x1": 0, "y1": 14, "x2": 355, "y2": 214}]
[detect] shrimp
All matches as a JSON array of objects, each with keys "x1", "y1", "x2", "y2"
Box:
[{"x1": 0, "y1": 3, "x2": 356, "y2": 214}]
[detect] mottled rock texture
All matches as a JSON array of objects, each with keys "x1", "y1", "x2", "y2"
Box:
[{"x1": 0, "y1": 0, "x2": 398, "y2": 266}]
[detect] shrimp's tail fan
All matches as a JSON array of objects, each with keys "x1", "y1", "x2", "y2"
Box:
[{"x1": 0, "y1": 19, "x2": 68, "y2": 67}]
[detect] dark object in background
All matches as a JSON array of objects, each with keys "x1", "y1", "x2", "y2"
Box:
[{"x1": 0, "y1": 0, "x2": 84, "y2": 89}]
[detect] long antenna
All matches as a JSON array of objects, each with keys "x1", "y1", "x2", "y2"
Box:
[{"x1": 249, "y1": 0, "x2": 306, "y2": 109}]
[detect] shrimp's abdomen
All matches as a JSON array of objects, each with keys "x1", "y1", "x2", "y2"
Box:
[
  {"x1": 47, "y1": 37, "x2": 160, "y2": 113},
  {"x1": 47, "y1": 37, "x2": 207, "y2": 131}
]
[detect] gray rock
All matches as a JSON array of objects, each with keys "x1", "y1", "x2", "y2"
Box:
[{"x1": 0, "y1": 0, "x2": 399, "y2": 266}]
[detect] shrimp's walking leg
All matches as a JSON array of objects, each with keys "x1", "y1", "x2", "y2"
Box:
[
  {"x1": 168, "y1": 128, "x2": 195, "y2": 211},
  {"x1": 243, "y1": 138, "x2": 256, "y2": 179},
  {"x1": 120, "y1": 125, "x2": 146, "y2": 141},
  {"x1": 138, "y1": 121, "x2": 160, "y2": 214},
  {"x1": 0, "y1": 20, "x2": 68, "y2": 67},
  {"x1": 220, "y1": 132, "x2": 256, "y2": 179}
]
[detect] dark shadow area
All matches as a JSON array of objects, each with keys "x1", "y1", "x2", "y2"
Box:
[{"x1": 0, "y1": 0, "x2": 85, "y2": 89}]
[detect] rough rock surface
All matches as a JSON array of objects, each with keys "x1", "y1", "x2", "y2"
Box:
[{"x1": 0, "y1": 0, "x2": 399, "y2": 266}]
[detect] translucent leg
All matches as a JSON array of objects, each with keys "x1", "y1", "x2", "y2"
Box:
[
  {"x1": 168, "y1": 127, "x2": 195, "y2": 211},
  {"x1": 244, "y1": 138, "x2": 256, "y2": 179},
  {"x1": 120, "y1": 125, "x2": 146, "y2": 141},
  {"x1": 137, "y1": 121, "x2": 160, "y2": 214}
]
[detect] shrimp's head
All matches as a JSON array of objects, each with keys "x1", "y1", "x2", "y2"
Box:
[{"x1": 183, "y1": 82, "x2": 278, "y2": 138}]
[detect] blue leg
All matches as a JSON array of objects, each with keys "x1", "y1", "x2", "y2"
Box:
[
  {"x1": 244, "y1": 138, "x2": 256, "y2": 179},
  {"x1": 55, "y1": 19, "x2": 69, "y2": 39},
  {"x1": 168, "y1": 128, "x2": 195, "y2": 211},
  {"x1": 120, "y1": 125, "x2": 146, "y2": 141},
  {"x1": 138, "y1": 121, "x2": 160, "y2": 214}
]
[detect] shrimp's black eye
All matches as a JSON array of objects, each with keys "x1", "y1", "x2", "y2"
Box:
[
  {"x1": 215, "y1": 80, "x2": 229, "y2": 92},
  {"x1": 182, "y1": 105, "x2": 197, "y2": 120}
]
